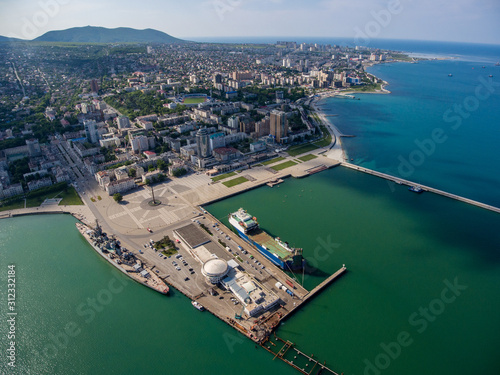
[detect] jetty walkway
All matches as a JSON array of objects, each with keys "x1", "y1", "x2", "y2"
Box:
[{"x1": 341, "y1": 162, "x2": 500, "y2": 214}]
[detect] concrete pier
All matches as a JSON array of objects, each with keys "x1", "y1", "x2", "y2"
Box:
[{"x1": 341, "y1": 162, "x2": 500, "y2": 214}]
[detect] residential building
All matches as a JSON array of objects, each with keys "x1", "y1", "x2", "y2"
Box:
[
  {"x1": 106, "y1": 178, "x2": 135, "y2": 196},
  {"x1": 90, "y1": 79, "x2": 99, "y2": 93},
  {"x1": 0, "y1": 183, "x2": 24, "y2": 199},
  {"x1": 26, "y1": 139, "x2": 41, "y2": 157},
  {"x1": 213, "y1": 147, "x2": 240, "y2": 162},
  {"x1": 270, "y1": 110, "x2": 288, "y2": 143},
  {"x1": 196, "y1": 127, "x2": 211, "y2": 159},
  {"x1": 84, "y1": 120, "x2": 100, "y2": 144},
  {"x1": 116, "y1": 116, "x2": 130, "y2": 130},
  {"x1": 27, "y1": 177, "x2": 53, "y2": 192},
  {"x1": 95, "y1": 171, "x2": 111, "y2": 189}
]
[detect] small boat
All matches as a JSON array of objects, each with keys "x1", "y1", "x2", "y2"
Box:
[
  {"x1": 408, "y1": 186, "x2": 424, "y2": 194},
  {"x1": 448, "y1": 74, "x2": 453, "y2": 77},
  {"x1": 192, "y1": 301, "x2": 205, "y2": 311},
  {"x1": 489, "y1": 75, "x2": 493, "y2": 78},
  {"x1": 495, "y1": 62, "x2": 500, "y2": 66}
]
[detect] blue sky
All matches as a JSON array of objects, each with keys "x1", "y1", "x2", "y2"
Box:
[{"x1": 0, "y1": 0, "x2": 499, "y2": 44}]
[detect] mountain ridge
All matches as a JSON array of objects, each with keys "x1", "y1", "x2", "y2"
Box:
[{"x1": 0, "y1": 26, "x2": 186, "y2": 44}]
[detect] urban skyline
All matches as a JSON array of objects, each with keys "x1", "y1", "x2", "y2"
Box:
[{"x1": 1, "y1": 0, "x2": 499, "y2": 45}]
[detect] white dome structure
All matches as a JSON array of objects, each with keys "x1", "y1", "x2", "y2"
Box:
[{"x1": 202, "y1": 259, "x2": 229, "y2": 284}]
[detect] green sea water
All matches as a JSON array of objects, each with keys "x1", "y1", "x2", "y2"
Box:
[
  {"x1": 0, "y1": 215, "x2": 291, "y2": 375},
  {"x1": 2, "y1": 167, "x2": 499, "y2": 374},
  {"x1": 206, "y1": 167, "x2": 500, "y2": 375}
]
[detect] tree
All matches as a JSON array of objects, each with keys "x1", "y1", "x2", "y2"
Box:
[
  {"x1": 148, "y1": 164, "x2": 156, "y2": 172},
  {"x1": 128, "y1": 168, "x2": 136, "y2": 178},
  {"x1": 156, "y1": 159, "x2": 167, "y2": 172},
  {"x1": 172, "y1": 168, "x2": 187, "y2": 177},
  {"x1": 113, "y1": 193, "x2": 123, "y2": 203}
]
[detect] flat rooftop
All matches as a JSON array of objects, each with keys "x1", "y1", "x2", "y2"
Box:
[{"x1": 174, "y1": 223, "x2": 210, "y2": 249}]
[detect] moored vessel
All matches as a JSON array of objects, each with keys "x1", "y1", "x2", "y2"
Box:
[
  {"x1": 192, "y1": 301, "x2": 205, "y2": 311},
  {"x1": 408, "y1": 185, "x2": 424, "y2": 193},
  {"x1": 228, "y1": 208, "x2": 305, "y2": 271},
  {"x1": 76, "y1": 222, "x2": 169, "y2": 295}
]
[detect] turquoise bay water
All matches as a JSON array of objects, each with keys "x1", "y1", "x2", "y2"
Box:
[
  {"x1": 0, "y1": 215, "x2": 292, "y2": 375},
  {"x1": 206, "y1": 167, "x2": 500, "y2": 375},
  {"x1": 2, "y1": 169, "x2": 499, "y2": 375},
  {"x1": 320, "y1": 58, "x2": 500, "y2": 207},
  {"x1": 1, "y1": 41, "x2": 500, "y2": 375}
]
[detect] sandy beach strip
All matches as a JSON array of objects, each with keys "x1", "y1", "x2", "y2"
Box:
[{"x1": 310, "y1": 94, "x2": 347, "y2": 162}]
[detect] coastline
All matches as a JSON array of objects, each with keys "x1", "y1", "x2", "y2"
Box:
[
  {"x1": 312, "y1": 99, "x2": 346, "y2": 162},
  {"x1": 0, "y1": 204, "x2": 96, "y2": 225},
  {"x1": 309, "y1": 66, "x2": 394, "y2": 163}
]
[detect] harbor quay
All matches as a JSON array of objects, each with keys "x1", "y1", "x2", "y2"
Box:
[
  {"x1": 2, "y1": 151, "x2": 345, "y2": 372},
  {"x1": 4, "y1": 144, "x2": 496, "y2": 373},
  {"x1": 68, "y1": 152, "x2": 346, "y2": 372}
]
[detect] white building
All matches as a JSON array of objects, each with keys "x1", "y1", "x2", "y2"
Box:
[
  {"x1": 95, "y1": 171, "x2": 111, "y2": 189},
  {"x1": 221, "y1": 269, "x2": 280, "y2": 317},
  {"x1": 130, "y1": 135, "x2": 150, "y2": 153},
  {"x1": 27, "y1": 177, "x2": 53, "y2": 192},
  {"x1": 202, "y1": 259, "x2": 229, "y2": 284},
  {"x1": 84, "y1": 120, "x2": 100, "y2": 144},
  {"x1": 99, "y1": 137, "x2": 121, "y2": 148},
  {"x1": 114, "y1": 168, "x2": 129, "y2": 181},
  {"x1": 228, "y1": 116, "x2": 239, "y2": 129},
  {"x1": 106, "y1": 178, "x2": 135, "y2": 196},
  {"x1": 0, "y1": 183, "x2": 24, "y2": 199}
]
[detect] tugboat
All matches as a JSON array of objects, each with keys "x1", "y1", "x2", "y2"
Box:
[
  {"x1": 192, "y1": 301, "x2": 205, "y2": 311},
  {"x1": 408, "y1": 185, "x2": 424, "y2": 194}
]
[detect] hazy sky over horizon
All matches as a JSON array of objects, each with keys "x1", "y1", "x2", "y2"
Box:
[{"x1": 0, "y1": 0, "x2": 499, "y2": 44}]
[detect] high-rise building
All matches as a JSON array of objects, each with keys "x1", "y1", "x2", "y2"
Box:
[
  {"x1": 255, "y1": 117, "x2": 270, "y2": 137},
  {"x1": 90, "y1": 79, "x2": 99, "y2": 93},
  {"x1": 209, "y1": 132, "x2": 226, "y2": 151},
  {"x1": 130, "y1": 134, "x2": 150, "y2": 153},
  {"x1": 213, "y1": 73, "x2": 222, "y2": 86},
  {"x1": 228, "y1": 116, "x2": 239, "y2": 130},
  {"x1": 84, "y1": 120, "x2": 99, "y2": 144},
  {"x1": 270, "y1": 110, "x2": 288, "y2": 143},
  {"x1": 232, "y1": 71, "x2": 253, "y2": 81},
  {"x1": 26, "y1": 139, "x2": 41, "y2": 157},
  {"x1": 276, "y1": 91, "x2": 284, "y2": 103},
  {"x1": 196, "y1": 127, "x2": 211, "y2": 158},
  {"x1": 117, "y1": 116, "x2": 130, "y2": 130}
]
